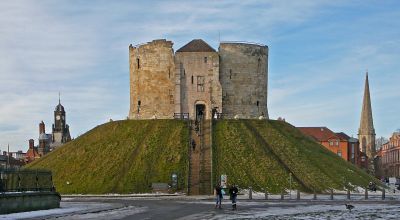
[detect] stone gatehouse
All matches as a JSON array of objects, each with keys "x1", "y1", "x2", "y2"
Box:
[{"x1": 128, "y1": 39, "x2": 269, "y2": 120}]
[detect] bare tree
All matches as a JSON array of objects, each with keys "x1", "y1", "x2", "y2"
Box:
[{"x1": 376, "y1": 136, "x2": 388, "y2": 150}]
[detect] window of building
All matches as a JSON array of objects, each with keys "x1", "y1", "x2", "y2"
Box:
[
  {"x1": 362, "y1": 137, "x2": 367, "y2": 153},
  {"x1": 168, "y1": 69, "x2": 171, "y2": 79},
  {"x1": 137, "y1": 58, "x2": 140, "y2": 69},
  {"x1": 229, "y1": 69, "x2": 232, "y2": 79},
  {"x1": 204, "y1": 57, "x2": 207, "y2": 63},
  {"x1": 336, "y1": 140, "x2": 339, "y2": 146},
  {"x1": 351, "y1": 144, "x2": 355, "y2": 159},
  {"x1": 169, "y1": 89, "x2": 174, "y2": 104},
  {"x1": 197, "y1": 76, "x2": 205, "y2": 92},
  {"x1": 256, "y1": 101, "x2": 259, "y2": 106},
  {"x1": 337, "y1": 150, "x2": 342, "y2": 157},
  {"x1": 329, "y1": 141, "x2": 333, "y2": 146},
  {"x1": 191, "y1": 75, "x2": 194, "y2": 84}
]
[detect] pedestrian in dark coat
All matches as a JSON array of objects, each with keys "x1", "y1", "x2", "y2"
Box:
[
  {"x1": 229, "y1": 184, "x2": 238, "y2": 210},
  {"x1": 215, "y1": 184, "x2": 223, "y2": 209}
]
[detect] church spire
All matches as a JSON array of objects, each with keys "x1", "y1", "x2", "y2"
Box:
[
  {"x1": 359, "y1": 71, "x2": 375, "y2": 135},
  {"x1": 358, "y1": 71, "x2": 376, "y2": 175}
]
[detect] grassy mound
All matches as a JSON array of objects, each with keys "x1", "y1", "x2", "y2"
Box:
[
  {"x1": 28, "y1": 119, "x2": 377, "y2": 195},
  {"x1": 213, "y1": 120, "x2": 377, "y2": 193},
  {"x1": 27, "y1": 120, "x2": 189, "y2": 194}
]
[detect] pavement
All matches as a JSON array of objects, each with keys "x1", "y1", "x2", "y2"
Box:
[{"x1": 2, "y1": 194, "x2": 400, "y2": 220}]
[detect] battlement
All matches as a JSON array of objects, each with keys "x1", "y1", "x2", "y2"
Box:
[{"x1": 219, "y1": 41, "x2": 267, "y2": 48}]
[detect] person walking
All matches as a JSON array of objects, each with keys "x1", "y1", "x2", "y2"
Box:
[
  {"x1": 229, "y1": 184, "x2": 239, "y2": 210},
  {"x1": 215, "y1": 184, "x2": 223, "y2": 209}
]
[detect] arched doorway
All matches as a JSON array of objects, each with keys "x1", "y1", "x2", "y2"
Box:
[{"x1": 196, "y1": 104, "x2": 205, "y2": 121}]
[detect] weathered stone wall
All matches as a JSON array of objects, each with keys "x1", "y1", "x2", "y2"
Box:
[
  {"x1": 128, "y1": 40, "x2": 175, "y2": 119},
  {"x1": 219, "y1": 43, "x2": 269, "y2": 119},
  {"x1": 0, "y1": 192, "x2": 60, "y2": 214},
  {"x1": 175, "y1": 52, "x2": 222, "y2": 120}
]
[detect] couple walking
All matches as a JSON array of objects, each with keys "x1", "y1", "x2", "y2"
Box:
[{"x1": 215, "y1": 184, "x2": 238, "y2": 210}]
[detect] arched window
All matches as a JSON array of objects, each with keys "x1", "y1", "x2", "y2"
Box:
[{"x1": 362, "y1": 137, "x2": 367, "y2": 153}]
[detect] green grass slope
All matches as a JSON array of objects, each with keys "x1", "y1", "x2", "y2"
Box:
[
  {"x1": 213, "y1": 120, "x2": 378, "y2": 193},
  {"x1": 27, "y1": 120, "x2": 189, "y2": 194}
]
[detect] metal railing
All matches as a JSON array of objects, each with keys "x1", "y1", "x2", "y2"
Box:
[
  {"x1": 0, "y1": 168, "x2": 55, "y2": 192},
  {"x1": 174, "y1": 113, "x2": 189, "y2": 120}
]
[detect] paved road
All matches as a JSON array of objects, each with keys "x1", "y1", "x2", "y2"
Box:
[
  {"x1": 48, "y1": 197, "x2": 400, "y2": 219},
  {"x1": 3, "y1": 196, "x2": 400, "y2": 219}
]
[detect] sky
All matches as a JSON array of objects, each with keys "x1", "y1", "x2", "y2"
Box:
[{"x1": 0, "y1": 0, "x2": 399, "y2": 152}]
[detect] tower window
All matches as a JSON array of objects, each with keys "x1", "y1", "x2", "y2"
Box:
[
  {"x1": 197, "y1": 76, "x2": 205, "y2": 92},
  {"x1": 204, "y1": 57, "x2": 207, "y2": 63},
  {"x1": 229, "y1": 69, "x2": 232, "y2": 79},
  {"x1": 257, "y1": 58, "x2": 261, "y2": 74},
  {"x1": 137, "y1": 58, "x2": 140, "y2": 69},
  {"x1": 168, "y1": 69, "x2": 171, "y2": 79},
  {"x1": 256, "y1": 101, "x2": 259, "y2": 106},
  {"x1": 169, "y1": 89, "x2": 174, "y2": 104},
  {"x1": 191, "y1": 75, "x2": 194, "y2": 84},
  {"x1": 138, "y1": 100, "x2": 141, "y2": 106}
]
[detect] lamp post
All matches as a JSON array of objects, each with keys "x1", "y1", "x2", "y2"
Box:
[{"x1": 289, "y1": 173, "x2": 292, "y2": 199}]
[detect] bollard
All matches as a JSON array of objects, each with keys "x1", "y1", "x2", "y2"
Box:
[
  {"x1": 347, "y1": 189, "x2": 350, "y2": 200},
  {"x1": 365, "y1": 187, "x2": 368, "y2": 200},
  {"x1": 330, "y1": 189, "x2": 334, "y2": 200},
  {"x1": 281, "y1": 190, "x2": 285, "y2": 200},
  {"x1": 249, "y1": 187, "x2": 253, "y2": 200},
  {"x1": 265, "y1": 191, "x2": 268, "y2": 200},
  {"x1": 296, "y1": 190, "x2": 300, "y2": 200},
  {"x1": 382, "y1": 189, "x2": 385, "y2": 200},
  {"x1": 313, "y1": 190, "x2": 317, "y2": 200}
]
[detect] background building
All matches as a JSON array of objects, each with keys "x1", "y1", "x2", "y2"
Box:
[
  {"x1": 298, "y1": 127, "x2": 367, "y2": 169},
  {"x1": 381, "y1": 131, "x2": 400, "y2": 177},
  {"x1": 24, "y1": 98, "x2": 71, "y2": 163},
  {"x1": 358, "y1": 73, "x2": 376, "y2": 173},
  {"x1": 51, "y1": 99, "x2": 71, "y2": 148}
]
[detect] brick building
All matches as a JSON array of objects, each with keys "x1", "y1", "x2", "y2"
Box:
[
  {"x1": 381, "y1": 132, "x2": 400, "y2": 177},
  {"x1": 298, "y1": 127, "x2": 367, "y2": 169},
  {"x1": 298, "y1": 127, "x2": 349, "y2": 161}
]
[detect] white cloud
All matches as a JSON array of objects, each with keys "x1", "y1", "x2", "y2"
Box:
[{"x1": 0, "y1": 0, "x2": 399, "y2": 151}]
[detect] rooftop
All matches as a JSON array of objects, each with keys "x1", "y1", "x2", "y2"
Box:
[
  {"x1": 297, "y1": 127, "x2": 344, "y2": 142},
  {"x1": 176, "y1": 39, "x2": 216, "y2": 52}
]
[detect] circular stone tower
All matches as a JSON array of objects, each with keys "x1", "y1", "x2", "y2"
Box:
[{"x1": 219, "y1": 42, "x2": 269, "y2": 119}]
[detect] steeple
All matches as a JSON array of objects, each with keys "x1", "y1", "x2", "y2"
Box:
[
  {"x1": 358, "y1": 72, "x2": 375, "y2": 135},
  {"x1": 358, "y1": 71, "x2": 376, "y2": 174}
]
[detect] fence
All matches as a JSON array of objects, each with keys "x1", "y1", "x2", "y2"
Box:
[
  {"x1": 240, "y1": 187, "x2": 395, "y2": 201},
  {"x1": 0, "y1": 168, "x2": 54, "y2": 192},
  {"x1": 174, "y1": 113, "x2": 189, "y2": 120}
]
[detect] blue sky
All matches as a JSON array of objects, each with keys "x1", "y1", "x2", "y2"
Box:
[{"x1": 0, "y1": 0, "x2": 399, "y2": 152}]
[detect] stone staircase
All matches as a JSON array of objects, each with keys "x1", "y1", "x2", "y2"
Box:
[{"x1": 188, "y1": 119, "x2": 212, "y2": 195}]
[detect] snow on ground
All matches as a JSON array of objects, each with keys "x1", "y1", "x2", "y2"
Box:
[
  {"x1": 0, "y1": 202, "x2": 146, "y2": 220},
  {"x1": 53, "y1": 206, "x2": 147, "y2": 220},
  {"x1": 179, "y1": 202, "x2": 400, "y2": 220}
]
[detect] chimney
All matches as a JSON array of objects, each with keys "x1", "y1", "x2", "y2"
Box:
[
  {"x1": 29, "y1": 139, "x2": 34, "y2": 149},
  {"x1": 39, "y1": 121, "x2": 45, "y2": 134}
]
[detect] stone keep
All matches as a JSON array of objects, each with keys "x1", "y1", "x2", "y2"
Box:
[{"x1": 128, "y1": 39, "x2": 269, "y2": 120}]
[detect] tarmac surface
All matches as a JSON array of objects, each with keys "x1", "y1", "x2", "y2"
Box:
[{"x1": 1, "y1": 194, "x2": 396, "y2": 220}]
